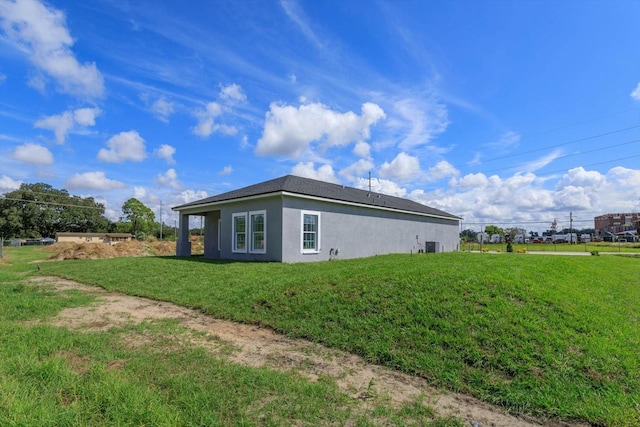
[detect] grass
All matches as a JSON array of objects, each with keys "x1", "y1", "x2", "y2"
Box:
[
  {"x1": 462, "y1": 241, "x2": 640, "y2": 253},
  {"x1": 0, "y1": 246, "x2": 463, "y2": 426},
  {"x1": 36, "y1": 249, "x2": 640, "y2": 426}
]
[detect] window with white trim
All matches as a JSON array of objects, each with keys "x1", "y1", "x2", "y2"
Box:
[
  {"x1": 232, "y1": 213, "x2": 247, "y2": 253},
  {"x1": 249, "y1": 210, "x2": 266, "y2": 253},
  {"x1": 301, "y1": 211, "x2": 320, "y2": 253}
]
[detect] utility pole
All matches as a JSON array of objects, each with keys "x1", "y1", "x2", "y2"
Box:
[
  {"x1": 159, "y1": 201, "x2": 163, "y2": 241},
  {"x1": 368, "y1": 171, "x2": 372, "y2": 193},
  {"x1": 569, "y1": 211, "x2": 573, "y2": 244}
]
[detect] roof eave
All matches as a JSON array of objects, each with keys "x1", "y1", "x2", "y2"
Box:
[{"x1": 173, "y1": 190, "x2": 462, "y2": 222}]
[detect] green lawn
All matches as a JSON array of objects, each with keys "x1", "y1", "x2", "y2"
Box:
[
  {"x1": 0, "y1": 247, "x2": 464, "y2": 426},
  {"x1": 33, "y1": 249, "x2": 640, "y2": 425},
  {"x1": 462, "y1": 241, "x2": 640, "y2": 253}
]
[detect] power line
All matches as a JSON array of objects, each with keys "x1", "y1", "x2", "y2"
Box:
[
  {"x1": 0, "y1": 197, "x2": 105, "y2": 210},
  {"x1": 374, "y1": 125, "x2": 640, "y2": 183},
  {"x1": 459, "y1": 124, "x2": 640, "y2": 167},
  {"x1": 479, "y1": 138, "x2": 640, "y2": 176}
]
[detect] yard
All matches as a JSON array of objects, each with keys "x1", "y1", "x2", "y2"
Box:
[{"x1": 2, "y1": 246, "x2": 639, "y2": 425}]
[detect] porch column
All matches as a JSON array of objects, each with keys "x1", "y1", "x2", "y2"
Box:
[
  {"x1": 203, "y1": 211, "x2": 220, "y2": 259},
  {"x1": 176, "y1": 213, "x2": 191, "y2": 256}
]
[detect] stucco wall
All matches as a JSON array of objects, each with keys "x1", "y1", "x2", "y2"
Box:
[
  {"x1": 280, "y1": 196, "x2": 459, "y2": 263},
  {"x1": 216, "y1": 196, "x2": 284, "y2": 262}
]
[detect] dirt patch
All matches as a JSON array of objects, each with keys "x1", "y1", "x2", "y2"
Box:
[
  {"x1": 30, "y1": 276, "x2": 585, "y2": 427},
  {"x1": 42, "y1": 240, "x2": 178, "y2": 260}
]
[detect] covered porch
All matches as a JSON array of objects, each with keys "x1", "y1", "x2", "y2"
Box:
[{"x1": 175, "y1": 209, "x2": 221, "y2": 258}]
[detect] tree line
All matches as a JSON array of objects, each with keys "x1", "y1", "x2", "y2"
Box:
[{"x1": 0, "y1": 183, "x2": 172, "y2": 240}]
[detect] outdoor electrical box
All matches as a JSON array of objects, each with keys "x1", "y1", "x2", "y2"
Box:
[{"x1": 425, "y1": 242, "x2": 439, "y2": 253}]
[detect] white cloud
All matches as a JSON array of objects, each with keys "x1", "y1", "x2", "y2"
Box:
[
  {"x1": 427, "y1": 160, "x2": 459, "y2": 182},
  {"x1": 133, "y1": 186, "x2": 146, "y2": 199},
  {"x1": 34, "y1": 107, "x2": 100, "y2": 143},
  {"x1": 631, "y1": 82, "x2": 640, "y2": 101},
  {"x1": 291, "y1": 162, "x2": 339, "y2": 183},
  {"x1": 379, "y1": 152, "x2": 421, "y2": 181},
  {"x1": 34, "y1": 111, "x2": 73, "y2": 143},
  {"x1": 98, "y1": 130, "x2": 147, "y2": 163},
  {"x1": 66, "y1": 171, "x2": 125, "y2": 190},
  {"x1": 219, "y1": 165, "x2": 233, "y2": 175},
  {"x1": 256, "y1": 101, "x2": 385, "y2": 157},
  {"x1": 557, "y1": 167, "x2": 604, "y2": 189},
  {"x1": 177, "y1": 189, "x2": 208, "y2": 204},
  {"x1": 353, "y1": 141, "x2": 371, "y2": 158},
  {"x1": 485, "y1": 131, "x2": 521, "y2": 150},
  {"x1": 11, "y1": 142, "x2": 53, "y2": 165},
  {"x1": 415, "y1": 165, "x2": 640, "y2": 231},
  {"x1": 155, "y1": 168, "x2": 180, "y2": 190},
  {"x1": 73, "y1": 107, "x2": 100, "y2": 126},
  {"x1": 339, "y1": 159, "x2": 375, "y2": 182},
  {"x1": 219, "y1": 83, "x2": 246, "y2": 104},
  {"x1": 518, "y1": 149, "x2": 563, "y2": 173},
  {"x1": 151, "y1": 96, "x2": 174, "y2": 122},
  {"x1": 0, "y1": 174, "x2": 22, "y2": 192},
  {"x1": 193, "y1": 101, "x2": 237, "y2": 138},
  {"x1": 280, "y1": 0, "x2": 324, "y2": 49},
  {"x1": 154, "y1": 144, "x2": 176, "y2": 164},
  {"x1": 0, "y1": 0, "x2": 104, "y2": 97},
  {"x1": 390, "y1": 96, "x2": 449, "y2": 150},
  {"x1": 27, "y1": 73, "x2": 46, "y2": 92},
  {"x1": 353, "y1": 177, "x2": 407, "y2": 197}
]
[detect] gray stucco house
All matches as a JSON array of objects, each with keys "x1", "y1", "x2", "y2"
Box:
[{"x1": 172, "y1": 175, "x2": 462, "y2": 262}]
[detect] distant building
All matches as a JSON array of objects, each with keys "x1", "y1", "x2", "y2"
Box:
[
  {"x1": 476, "y1": 232, "x2": 490, "y2": 243},
  {"x1": 56, "y1": 232, "x2": 133, "y2": 245},
  {"x1": 594, "y1": 213, "x2": 639, "y2": 240}
]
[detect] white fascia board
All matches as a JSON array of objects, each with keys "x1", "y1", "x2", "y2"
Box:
[{"x1": 172, "y1": 193, "x2": 279, "y2": 215}]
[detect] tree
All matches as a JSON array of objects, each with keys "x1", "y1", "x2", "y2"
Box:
[
  {"x1": 484, "y1": 225, "x2": 503, "y2": 236},
  {"x1": 121, "y1": 198, "x2": 155, "y2": 237},
  {"x1": 0, "y1": 183, "x2": 110, "y2": 238},
  {"x1": 460, "y1": 229, "x2": 477, "y2": 241},
  {"x1": 504, "y1": 227, "x2": 526, "y2": 242}
]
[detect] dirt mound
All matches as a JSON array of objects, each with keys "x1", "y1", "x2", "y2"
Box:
[{"x1": 45, "y1": 240, "x2": 177, "y2": 260}]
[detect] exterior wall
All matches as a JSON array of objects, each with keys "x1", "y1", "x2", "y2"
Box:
[
  {"x1": 280, "y1": 196, "x2": 459, "y2": 263},
  {"x1": 203, "y1": 211, "x2": 220, "y2": 258},
  {"x1": 57, "y1": 235, "x2": 107, "y2": 244},
  {"x1": 56, "y1": 233, "x2": 132, "y2": 245},
  {"x1": 216, "y1": 196, "x2": 284, "y2": 262},
  {"x1": 594, "y1": 212, "x2": 639, "y2": 238}
]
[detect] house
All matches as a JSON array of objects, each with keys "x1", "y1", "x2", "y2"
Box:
[
  {"x1": 172, "y1": 175, "x2": 462, "y2": 262},
  {"x1": 55, "y1": 232, "x2": 133, "y2": 245}
]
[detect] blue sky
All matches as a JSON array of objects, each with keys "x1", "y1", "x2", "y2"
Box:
[{"x1": 1, "y1": 0, "x2": 639, "y2": 233}]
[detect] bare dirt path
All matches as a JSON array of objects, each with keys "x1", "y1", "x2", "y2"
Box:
[{"x1": 31, "y1": 276, "x2": 585, "y2": 427}]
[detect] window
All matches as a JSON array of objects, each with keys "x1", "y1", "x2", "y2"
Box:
[
  {"x1": 250, "y1": 211, "x2": 266, "y2": 253},
  {"x1": 232, "y1": 213, "x2": 247, "y2": 253},
  {"x1": 233, "y1": 211, "x2": 267, "y2": 254},
  {"x1": 301, "y1": 211, "x2": 320, "y2": 253}
]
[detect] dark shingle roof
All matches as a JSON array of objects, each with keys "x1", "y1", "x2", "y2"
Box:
[{"x1": 173, "y1": 175, "x2": 461, "y2": 220}]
